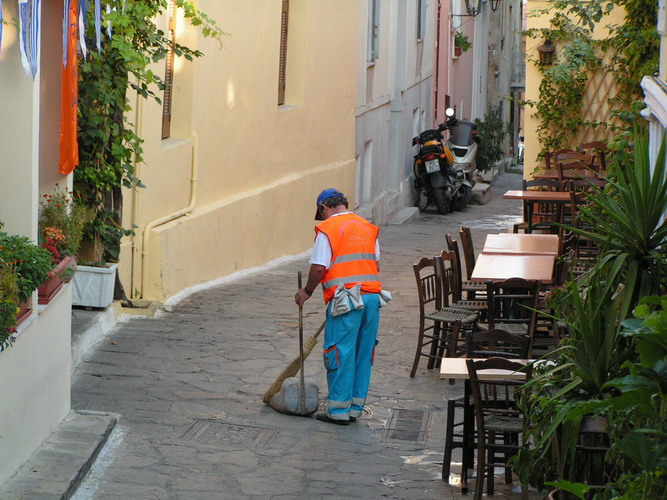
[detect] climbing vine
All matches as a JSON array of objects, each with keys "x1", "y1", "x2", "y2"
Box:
[
  {"x1": 76, "y1": 0, "x2": 224, "y2": 265},
  {"x1": 523, "y1": 0, "x2": 658, "y2": 158}
]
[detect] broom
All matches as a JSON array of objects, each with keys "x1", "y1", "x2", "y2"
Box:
[{"x1": 262, "y1": 279, "x2": 325, "y2": 404}]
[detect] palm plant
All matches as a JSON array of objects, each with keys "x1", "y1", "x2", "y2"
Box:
[{"x1": 569, "y1": 132, "x2": 667, "y2": 319}]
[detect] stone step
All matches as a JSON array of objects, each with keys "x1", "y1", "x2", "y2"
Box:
[
  {"x1": 0, "y1": 411, "x2": 117, "y2": 499},
  {"x1": 387, "y1": 207, "x2": 419, "y2": 225},
  {"x1": 472, "y1": 182, "x2": 492, "y2": 205}
]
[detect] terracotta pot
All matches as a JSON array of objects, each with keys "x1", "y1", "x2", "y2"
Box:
[
  {"x1": 454, "y1": 46, "x2": 462, "y2": 57},
  {"x1": 38, "y1": 255, "x2": 77, "y2": 305},
  {"x1": 16, "y1": 300, "x2": 32, "y2": 325}
]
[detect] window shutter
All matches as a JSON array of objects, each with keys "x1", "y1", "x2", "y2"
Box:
[
  {"x1": 278, "y1": 0, "x2": 289, "y2": 105},
  {"x1": 162, "y1": 0, "x2": 177, "y2": 139},
  {"x1": 368, "y1": 0, "x2": 380, "y2": 62}
]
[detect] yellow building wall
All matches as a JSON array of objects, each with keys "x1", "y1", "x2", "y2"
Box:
[
  {"x1": 524, "y1": 2, "x2": 625, "y2": 175},
  {"x1": 119, "y1": 0, "x2": 360, "y2": 301}
]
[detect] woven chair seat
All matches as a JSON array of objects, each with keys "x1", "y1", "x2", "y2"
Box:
[
  {"x1": 484, "y1": 415, "x2": 523, "y2": 433},
  {"x1": 426, "y1": 307, "x2": 478, "y2": 324},
  {"x1": 477, "y1": 323, "x2": 528, "y2": 336}
]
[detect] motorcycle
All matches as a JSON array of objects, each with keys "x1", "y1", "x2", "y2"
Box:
[{"x1": 412, "y1": 108, "x2": 475, "y2": 214}]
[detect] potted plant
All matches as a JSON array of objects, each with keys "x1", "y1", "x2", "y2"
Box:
[
  {"x1": 512, "y1": 132, "x2": 667, "y2": 498},
  {"x1": 474, "y1": 104, "x2": 509, "y2": 173},
  {"x1": 37, "y1": 185, "x2": 93, "y2": 304},
  {"x1": 0, "y1": 223, "x2": 53, "y2": 336},
  {"x1": 454, "y1": 30, "x2": 472, "y2": 57},
  {"x1": 74, "y1": 0, "x2": 223, "y2": 304},
  {"x1": 0, "y1": 265, "x2": 19, "y2": 351}
]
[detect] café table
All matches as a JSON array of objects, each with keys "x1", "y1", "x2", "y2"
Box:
[
  {"x1": 440, "y1": 357, "x2": 531, "y2": 492},
  {"x1": 503, "y1": 190, "x2": 572, "y2": 234},
  {"x1": 470, "y1": 253, "x2": 556, "y2": 283},
  {"x1": 503, "y1": 189, "x2": 572, "y2": 203},
  {"x1": 483, "y1": 233, "x2": 560, "y2": 256}
]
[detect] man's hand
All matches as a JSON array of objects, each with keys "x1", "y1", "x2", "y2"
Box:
[
  {"x1": 294, "y1": 264, "x2": 326, "y2": 307},
  {"x1": 294, "y1": 288, "x2": 311, "y2": 307}
]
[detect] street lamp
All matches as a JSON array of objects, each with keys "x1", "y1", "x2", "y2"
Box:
[
  {"x1": 490, "y1": 0, "x2": 502, "y2": 11},
  {"x1": 537, "y1": 39, "x2": 556, "y2": 66}
]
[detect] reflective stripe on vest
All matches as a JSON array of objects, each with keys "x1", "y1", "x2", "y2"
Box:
[{"x1": 316, "y1": 213, "x2": 381, "y2": 303}]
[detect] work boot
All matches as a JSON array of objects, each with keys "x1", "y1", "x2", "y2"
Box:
[{"x1": 315, "y1": 413, "x2": 350, "y2": 426}]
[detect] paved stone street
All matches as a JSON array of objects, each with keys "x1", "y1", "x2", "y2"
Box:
[{"x1": 69, "y1": 170, "x2": 540, "y2": 499}]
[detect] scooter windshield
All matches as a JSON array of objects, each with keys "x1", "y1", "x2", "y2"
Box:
[{"x1": 449, "y1": 121, "x2": 476, "y2": 146}]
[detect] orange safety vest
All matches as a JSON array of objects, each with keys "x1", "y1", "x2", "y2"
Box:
[{"x1": 315, "y1": 213, "x2": 382, "y2": 303}]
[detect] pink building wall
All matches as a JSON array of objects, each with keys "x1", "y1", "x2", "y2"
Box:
[{"x1": 432, "y1": 0, "x2": 476, "y2": 125}]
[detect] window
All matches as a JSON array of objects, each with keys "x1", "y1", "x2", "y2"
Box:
[
  {"x1": 278, "y1": 0, "x2": 289, "y2": 105},
  {"x1": 161, "y1": 0, "x2": 177, "y2": 139},
  {"x1": 368, "y1": 0, "x2": 380, "y2": 62},
  {"x1": 417, "y1": 0, "x2": 427, "y2": 40}
]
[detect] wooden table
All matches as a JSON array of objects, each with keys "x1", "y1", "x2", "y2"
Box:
[
  {"x1": 483, "y1": 233, "x2": 560, "y2": 256},
  {"x1": 440, "y1": 357, "x2": 532, "y2": 492},
  {"x1": 439, "y1": 357, "x2": 530, "y2": 380},
  {"x1": 470, "y1": 253, "x2": 555, "y2": 283},
  {"x1": 503, "y1": 190, "x2": 571, "y2": 202},
  {"x1": 503, "y1": 190, "x2": 572, "y2": 234}
]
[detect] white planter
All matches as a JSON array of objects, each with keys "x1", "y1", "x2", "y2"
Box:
[{"x1": 72, "y1": 264, "x2": 118, "y2": 308}]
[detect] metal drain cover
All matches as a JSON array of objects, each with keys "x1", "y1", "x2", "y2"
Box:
[
  {"x1": 181, "y1": 419, "x2": 277, "y2": 449},
  {"x1": 384, "y1": 409, "x2": 430, "y2": 441}
]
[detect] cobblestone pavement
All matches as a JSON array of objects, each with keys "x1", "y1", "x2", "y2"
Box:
[{"x1": 71, "y1": 170, "x2": 544, "y2": 499}]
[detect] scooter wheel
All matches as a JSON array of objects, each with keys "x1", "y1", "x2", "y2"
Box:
[{"x1": 450, "y1": 185, "x2": 473, "y2": 211}]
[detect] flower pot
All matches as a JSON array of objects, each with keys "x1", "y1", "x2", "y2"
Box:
[
  {"x1": 72, "y1": 263, "x2": 117, "y2": 309},
  {"x1": 38, "y1": 255, "x2": 77, "y2": 305},
  {"x1": 16, "y1": 300, "x2": 32, "y2": 325},
  {"x1": 454, "y1": 46, "x2": 462, "y2": 57}
]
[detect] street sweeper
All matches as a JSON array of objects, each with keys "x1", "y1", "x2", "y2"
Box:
[{"x1": 294, "y1": 188, "x2": 390, "y2": 425}]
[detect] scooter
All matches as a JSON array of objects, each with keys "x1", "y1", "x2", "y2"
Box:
[
  {"x1": 445, "y1": 115, "x2": 478, "y2": 211},
  {"x1": 412, "y1": 108, "x2": 474, "y2": 214}
]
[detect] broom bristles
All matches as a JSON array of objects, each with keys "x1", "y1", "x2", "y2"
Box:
[{"x1": 262, "y1": 322, "x2": 324, "y2": 404}]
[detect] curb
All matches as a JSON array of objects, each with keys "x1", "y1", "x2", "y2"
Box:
[{"x1": 0, "y1": 411, "x2": 118, "y2": 499}]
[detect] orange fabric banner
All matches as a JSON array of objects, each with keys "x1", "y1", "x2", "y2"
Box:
[{"x1": 58, "y1": 0, "x2": 79, "y2": 175}]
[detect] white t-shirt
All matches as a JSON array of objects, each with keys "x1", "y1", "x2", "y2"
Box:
[{"x1": 309, "y1": 212, "x2": 380, "y2": 269}]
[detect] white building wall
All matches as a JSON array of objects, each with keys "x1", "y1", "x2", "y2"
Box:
[
  {"x1": 642, "y1": 0, "x2": 667, "y2": 172},
  {"x1": 0, "y1": 1, "x2": 73, "y2": 484},
  {"x1": 355, "y1": 0, "x2": 434, "y2": 224}
]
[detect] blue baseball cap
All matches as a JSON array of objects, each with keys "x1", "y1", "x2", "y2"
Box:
[{"x1": 315, "y1": 188, "x2": 345, "y2": 220}]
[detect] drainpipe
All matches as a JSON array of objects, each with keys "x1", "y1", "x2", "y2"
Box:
[
  {"x1": 140, "y1": 132, "x2": 199, "y2": 299},
  {"x1": 130, "y1": 93, "x2": 144, "y2": 299}
]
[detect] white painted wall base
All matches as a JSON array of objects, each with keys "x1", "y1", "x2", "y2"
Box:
[{"x1": 0, "y1": 287, "x2": 72, "y2": 485}]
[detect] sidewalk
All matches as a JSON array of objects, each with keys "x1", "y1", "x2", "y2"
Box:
[{"x1": 4, "y1": 168, "x2": 543, "y2": 499}]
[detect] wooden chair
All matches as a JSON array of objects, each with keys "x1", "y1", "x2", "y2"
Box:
[
  {"x1": 513, "y1": 178, "x2": 562, "y2": 233},
  {"x1": 580, "y1": 141, "x2": 608, "y2": 171},
  {"x1": 557, "y1": 160, "x2": 596, "y2": 188},
  {"x1": 484, "y1": 278, "x2": 541, "y2": 357},
  {"x1": 441, "y1": 330, "x2": 529, "y2": 484},
  {"x1": 411, "y1": 257, "x2": 479, "y2": 377},
  {"x1": 466, "y1": 357, "x2": 531, "y2": 499},
  {"x1": 465, "y1": 329, "x2": 531, "y2": 359},
  {"x1": 562, "y1": 180, "x2": 603, "y2": 261},
  {"x1": 545, "y1": 148, "x2": 575, "y2": 169},
  {"x1": 438, "y1": 250, "x2": 487, "y2": 318},
  {"x1": 445, "y1": 234, "x2": 485, "y2": 298},
  {"x1": 458, "y1": 226, "x2": 478, "y2": 279}
]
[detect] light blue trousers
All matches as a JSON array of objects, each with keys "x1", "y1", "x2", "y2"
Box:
[{"x1": 323, "y1": 293, "x2": 380, "y2": 420}]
